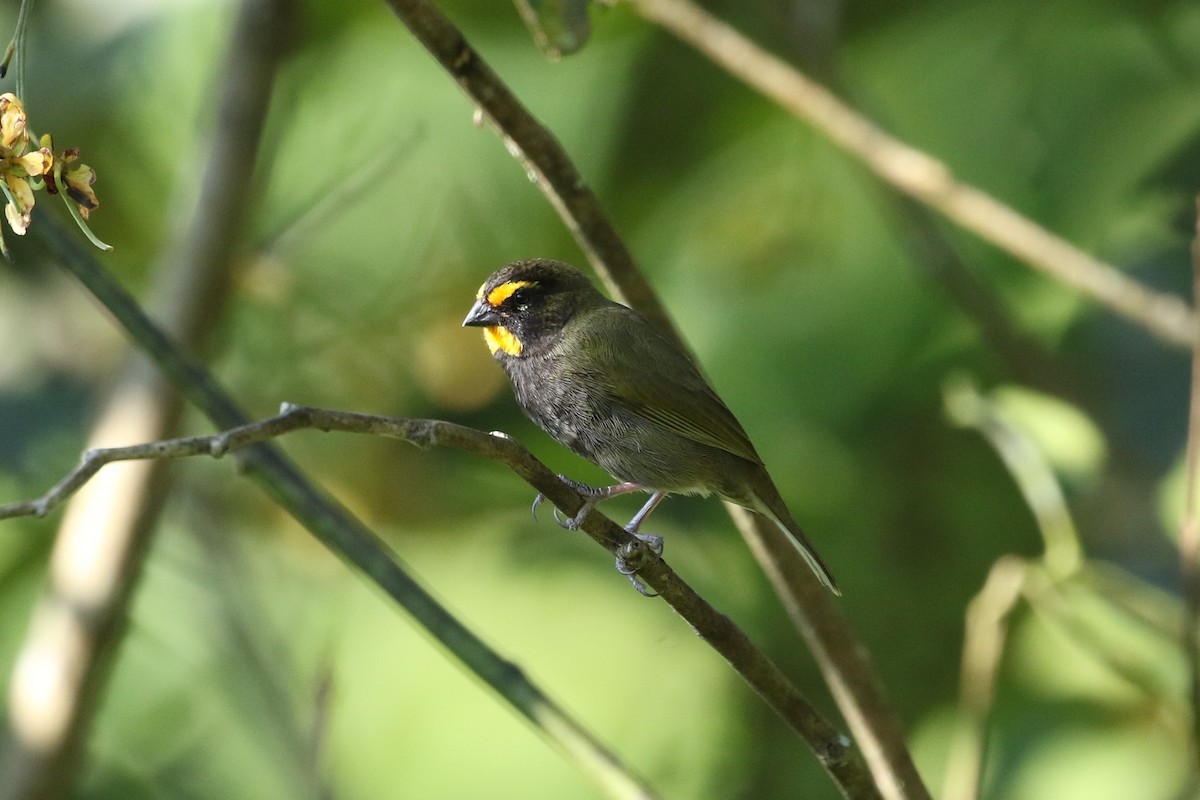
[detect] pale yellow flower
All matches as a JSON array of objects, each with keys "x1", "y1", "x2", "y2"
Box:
[
  {"x1": 0, "y1": 93, "x2": 27, "y2": 149},
  {"x1": 0, "y1": 97, "x2": 104, "y2": 246}
]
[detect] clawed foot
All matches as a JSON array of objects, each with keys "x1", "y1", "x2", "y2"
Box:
[
  {"x1": 531, "y1": 475, "x2": 605, "y2": 529},
  {"x1": 615, "y1": 533, "x2": 664, "y2": 597},
  {"x1": 529, "y1": 477, "x2": 663, "y2": 595},
  {"x1": 531, "y1": 476, "x2": 642, "y2": 530}
]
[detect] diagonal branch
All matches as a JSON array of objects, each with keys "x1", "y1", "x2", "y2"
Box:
[
  {"x1": 628, "y1": 0, "x2": 1199, "y2": 350},
  {"x1": 731, "y1": 507, "x2": 930, "y2": 800},
  {"x1": 0, "y1": 401, "x2": 879, "y2": 798},
  {"x1": 378, "y1": 0, "x2": 678, "y2": 342}
]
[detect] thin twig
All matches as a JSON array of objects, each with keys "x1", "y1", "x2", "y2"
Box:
[
  {"x1": 945, "y1": 557, "x2": 1183, "y2": 800},
  {"x1": 941, "y1": 557, "x2": 1027, "y2": 800},
  {"x1": 628, "y1": 0, "x2": 1199, "y2": 350},
  {"x1": 944, "y1": 378, "x2": 1083, "y2": 579},
  {"x1": 0, "y1": 401, "x2": 878, "y2": 797},
  {"x1": 1182, "y1": 195, "x2": 1200, "y2": 772},
  {"x1": 0, "y1": 0, "x2": 34, "y2": 89},
  {"x1": 940, "y1": 378, "x2": 1079, "y2": 798}
]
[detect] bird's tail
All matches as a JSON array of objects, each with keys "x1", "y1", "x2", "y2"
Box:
[
  {"x1": 774, "y1": 515, "x2": 840, "y2": 596},
  {"x1": 749, "y1": 485, "x2": 840, "y2": 596}
]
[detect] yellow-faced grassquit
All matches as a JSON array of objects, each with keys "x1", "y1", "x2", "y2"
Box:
[{"x1": 463, "y1": 258, "x2": 839, "y2": 595}]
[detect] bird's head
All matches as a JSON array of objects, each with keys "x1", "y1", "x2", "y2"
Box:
[{"x1": 462, "y1": 258, "x2": 604, "y2": 358}]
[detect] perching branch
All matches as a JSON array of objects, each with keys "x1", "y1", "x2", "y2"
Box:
[
  {"x1": 628, "y1": 0, "x2": 1200, "y2": 350},
  {"x1": 30, "y1": 221, "x2": 658, "y2": 800},
  {"x1": 0, "y1": 402, "x2": 879, "y2": 799}
]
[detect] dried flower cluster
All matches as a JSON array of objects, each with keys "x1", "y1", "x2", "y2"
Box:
[{"x1": 0, "y1": 92, "x2": 101, "y2": 254}]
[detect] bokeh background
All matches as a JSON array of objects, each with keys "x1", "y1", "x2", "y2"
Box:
[{"x1": 1, "y1": 0, "x2": 1199, "y2": 797}]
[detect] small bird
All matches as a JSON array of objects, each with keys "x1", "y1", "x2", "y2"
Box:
[{"x1": 462, "y1": 258, "x2": 839, "y2": 595}]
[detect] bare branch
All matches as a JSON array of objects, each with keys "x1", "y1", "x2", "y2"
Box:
[
  {"x1": 32, "y1": 193, "x2": 660, "y2": 800},
  {"x1": 0, "y1": 403, "x2": 879, "y2": 797},
  {"x1": 628, "y1": 0, "x2": 1199, "y2": 349}
]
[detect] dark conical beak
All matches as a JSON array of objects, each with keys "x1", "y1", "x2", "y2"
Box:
[{"x1": 462, "y1": 299, "x2": 500, "y2": 328}]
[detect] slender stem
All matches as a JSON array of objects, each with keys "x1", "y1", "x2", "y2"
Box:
[
  {"x1": 730, "y1": 507, "x2": 930, "y2": 800},
  {"x1": 61, "y1": 190, "x2": 112, "y2": 251},
  {"x1": 941, "y1": 557, "x2": 1027, "y2": 800},
  {"x1": 943, "y1": 378, "x2": 1083, "y2": 579},
  {"x1": 628, "y1": 0, "x2": 1199, "y2": 350},
  {"x1": 0, "y1": 0, "x2": 35, "y2": 91},
  {"x1": 1182, "y1": 196, "x2": 1200, "y2": 772}
]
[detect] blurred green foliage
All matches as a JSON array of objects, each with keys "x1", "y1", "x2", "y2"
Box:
[{"x1": 0, "y1": 0, "x2": 1198, "y2": 797}]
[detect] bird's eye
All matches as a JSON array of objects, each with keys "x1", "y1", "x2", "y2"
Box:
[{"x1": 509, "y1": 289, "x2": 529, "y2": 307}]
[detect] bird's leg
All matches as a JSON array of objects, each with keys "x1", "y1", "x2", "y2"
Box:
[
  {"x1": 532, "y1": 481, "x2": 666, "y2": 596},
  {"x1": 624, "y1": 491, "x2": 667, "y2": 535},
  {"x1": 531, "y1": 477, "x2": 644, "y2": 530}
]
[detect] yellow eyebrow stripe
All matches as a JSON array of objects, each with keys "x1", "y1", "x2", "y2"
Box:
[{"x1": 486, "y1": 280, "x2": 537, "y2": 308}]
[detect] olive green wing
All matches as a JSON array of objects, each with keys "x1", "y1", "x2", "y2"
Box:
[{"x1": 571, "y1": 305, "x2": 764, "y2": 465}]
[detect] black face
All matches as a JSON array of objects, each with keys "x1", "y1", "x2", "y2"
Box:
[{"x1": 463, "y1": 259, "x2": 604, "y2": 356}]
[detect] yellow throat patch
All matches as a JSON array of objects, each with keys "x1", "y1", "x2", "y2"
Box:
[
  {"x1": 483, "y1": 325, "x2": 522, "y2": 356},
  {"x1": 476, "y1": 279, "x2": 537, "y2": 357}
]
